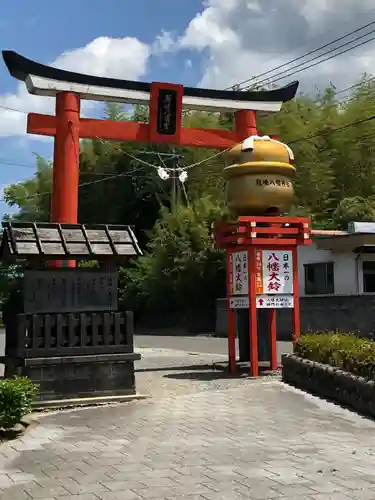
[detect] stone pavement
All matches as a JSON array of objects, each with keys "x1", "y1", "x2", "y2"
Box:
[{"x1": 2, "y1": 346, "x2": 375, "y2": 499}]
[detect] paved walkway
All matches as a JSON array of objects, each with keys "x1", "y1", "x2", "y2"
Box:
[{"x1": 2, "y1": 345, "x2": 375, "y2": 499}]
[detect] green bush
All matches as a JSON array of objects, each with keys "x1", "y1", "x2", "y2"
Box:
[
  {"x1": 295, "y1": 333, "x2": 375, "y2": 381},
  {"x1": 0, "y1": 377, "x2": 38, "y2": 429}
]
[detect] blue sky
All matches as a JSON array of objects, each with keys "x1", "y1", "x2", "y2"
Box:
[{"x1": 0, "y1": 0, "x2": 206, "y2": 217}]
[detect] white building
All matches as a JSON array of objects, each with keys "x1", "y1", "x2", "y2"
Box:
[{"x1": 298, "y1": 222, "x2": 375, "y2": 297}]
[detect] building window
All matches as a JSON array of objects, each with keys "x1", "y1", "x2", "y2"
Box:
[
  {"x1": 362, "y1": 261, "x2": 375, "y2": 293},
  {"x1": 304, "y1": 262, "x2": 334, "y2": 295}
]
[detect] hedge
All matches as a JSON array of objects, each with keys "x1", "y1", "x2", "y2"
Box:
[
  {"x1": 0, "y1": 377, "x2": 38, "y2": 429},
  {"x1": 295, "y1": 333, "x2": 375, "y2": 381}
]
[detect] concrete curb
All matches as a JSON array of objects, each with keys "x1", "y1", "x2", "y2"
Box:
[
  {"x1": 33, "y1": 393, "x2": 149, "y2": 411},
  {"x1": 282, "y1": 353, "x2": 375, "y2": 418}
]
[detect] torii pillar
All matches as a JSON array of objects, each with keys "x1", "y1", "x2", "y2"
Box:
[{"x1": 52, "y1": 92, "x2": 80, "y2": 226}]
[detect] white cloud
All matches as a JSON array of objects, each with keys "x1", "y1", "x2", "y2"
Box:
[
  {"x1": 180, "y1": 5, "x2": 237, "y2": 51},
  {"x1": 152, "y1": 30, "x2": 175, "y2": 56},
  {"x1": 177, "y1": 0, "x2": 375, "y2": 92},
  {"x1": 0, "y1": 36, "x2": 150, "y2": 137}
]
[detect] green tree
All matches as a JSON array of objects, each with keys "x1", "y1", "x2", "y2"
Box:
[
  {"x1": 4, "y1": 154, "x2": 52, "y2": 222},
  {"x1": 121, "y1": 197, "x2": 227, "y2": 329},
  {"x1": 332, "y1": 196, "x2": 375, "y2": 229}
]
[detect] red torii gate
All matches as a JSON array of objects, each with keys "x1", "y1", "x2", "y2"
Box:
[{"x1": 2, "y1": 51, "x2": 299, "y2": 231}]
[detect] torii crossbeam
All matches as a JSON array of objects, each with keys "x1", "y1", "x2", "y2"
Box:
[{"x1": 2, "y1": 50, "x2": 299, "y2": 231}]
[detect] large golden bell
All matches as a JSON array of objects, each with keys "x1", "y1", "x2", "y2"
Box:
[{"x1": 224, "y1": 137, "x2": 295, "y2": 216}]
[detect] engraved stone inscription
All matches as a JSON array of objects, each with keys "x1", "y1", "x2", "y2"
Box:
[{"x1": 23, "y1": 270, "x2": 118, "y2": 313}]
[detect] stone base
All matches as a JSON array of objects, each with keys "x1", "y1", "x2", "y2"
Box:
[
  {"x1": 5, "y1": 353, "x2": 141, "y2": 402},
  {"x1": 282, "y1": 353, "x2": 375, "y2": 418}
]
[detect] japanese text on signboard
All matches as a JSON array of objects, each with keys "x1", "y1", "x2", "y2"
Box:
[
  {"x1": 256, "y1": 294, "x2": 294, "y2": 309},
  {"x1": 231, "y1": 251, "x2": 248, "y2": 295},
  {"x1": 255, "y1": 251, "x2": 263, "y2": 294},
  {"x1": 261, "y1": 250, "x2": 293, "y2": 295}
]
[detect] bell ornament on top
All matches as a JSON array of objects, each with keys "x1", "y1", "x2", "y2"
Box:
[{"x1": 223, "y1": 135, "x2": 295, "y2": 216}]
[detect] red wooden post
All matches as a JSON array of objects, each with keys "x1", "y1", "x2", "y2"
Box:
[
  {"x1": 248, "y1": 248, "x2": 259, "y2": 377},
  {"x1": 269, "y1": 308, "x2": 278, "y2": 370},
  {"x1": 52, "y1": 92, "x2": 80, "y2": 225},
  {"x1": 226, "y1": 252, "x2": 237, "y2": 373},
  {"x1": 292, "y1": 246, "x2": 300, "y2": 344},
  {"x1": 52, "y1": 92, "x2": 80, "y2": 268},
  {"x1": 235, "y1": 110, "x2": 257, "y2": 139}
]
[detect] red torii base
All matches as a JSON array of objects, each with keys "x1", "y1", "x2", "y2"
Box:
[{"x1": 214, "y1": 216, "x2": 312, "y2": 377}]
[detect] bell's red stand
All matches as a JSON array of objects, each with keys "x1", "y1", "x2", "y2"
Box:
[{"x1": 214, "y1": 216, "x2": 312, "y2": 377}]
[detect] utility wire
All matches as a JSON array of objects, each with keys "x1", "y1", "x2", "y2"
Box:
[
  {"x1": 0, "y1": 156, "x2": 132, "y2": 175},
  {"x1": 96, "y1": 137, "x2": 232, "y2": 172},
  {"x1": 226, "y1": 19, "x2": 375, "y2": 90},
  {"x1": 288, "y1": 114, "x2": 375, "y2": 145},
  {"x1": 242, "y1": 30, "x2": 375, "y2": 90},
  {"x1": 0, "y1": 168, "x2": 143, "y2": 204},
  {"x1": 0, "y1": 104, "x2": 27, "y2": 114},
  {"x1": 329, "y1": 80, "x2": 375, "y2": 103}
]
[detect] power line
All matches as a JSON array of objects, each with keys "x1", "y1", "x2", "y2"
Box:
[
  {"x1": 334, "y1": 81, "x2": 373, "y2": 98},
  {"x1": 304, "y1": 80, "x2": 374, "y2": 105},
  {"x1": 289, "y1": 114, "x2": 375, "y2": 145},
  {"x1": 227, "y1": 19, "x2": 375, "y2": 91},
  {"x1": 305, "y1": 79, "x2": 375, "y2": 106},
  {"x1": 0, "y1": 103, "x2": 27, "y2": 114},
  {"x1": 333, "y1": 79, "x2": 375, "y2": 102},
  {"x1": 0, "y1": 158, "x2": 36, "y2": 169},
  {"x1": 96, "y1": 138, "x2": 231, "y2": 172},
  {"x1": 1, "y1": 168, "x2": 144, "y2": 204},
  {"x1": 0, "y1": 134, "x2": 151, "y2": 204},
  {"x1": 243, "y1": 29, "x2": 375, "y2": 90},
  {"x1": 0, "y1": 155, "x2": 135, "y2": 176}
]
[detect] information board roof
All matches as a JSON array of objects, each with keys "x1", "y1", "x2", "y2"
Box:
[{"x1": 0, "y1": 222, "x2": 142, "y2": 262}]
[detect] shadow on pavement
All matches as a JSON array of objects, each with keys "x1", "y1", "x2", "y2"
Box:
[
  {"x1": 163, "y1": 365, "x2": 280, "y2": 381},
  {"x1": 163, "y1": 370, "x2": 228, "y2": 381},
  {"x1": 135, "y1": 364, "x2": 219, "y2": 373}
]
